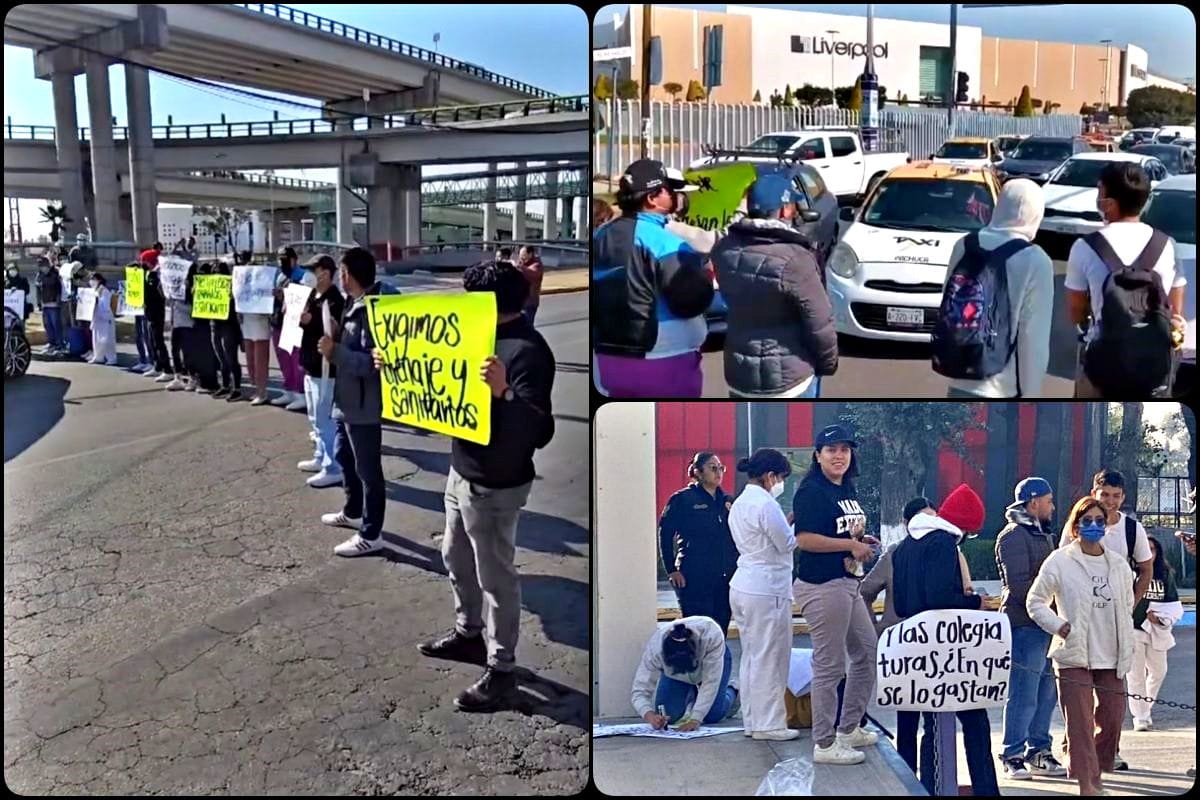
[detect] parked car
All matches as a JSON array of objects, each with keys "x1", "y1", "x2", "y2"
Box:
[
  {"x1": 1130, "y1": 143, "x2": 1197, "y2": 175},
  {"x1": 1141, "y1": 174, "x2": 1196, "y2": 375},
  {"x1": 1154, "y1": 125, "x2": 1196, "y2": 144},
  {"x1": 826, "y1": 161, "x2": 1001, "y2": 341},
  {"x1": 994, "y1": 135, "x2": 1028, "y2": 157},
  {"x1": 1173, "y1": 137, "x2": 1197, "y2": 155},
  {"x1": 1118, "y1": 128, "x2": 1161, "y2": 150},
  {"x1": 689, "y1": 128, "x2": 910, "y2": 204},
  {"x1": 679, "y1": 160, "x2": 841, "y2": 344},
  {"x1": 995, "y1": 136, "x2": 1091, "y2": 183},
  {"x1": 931, "y1": 137, "x2": 1004, "y2": 169},
  {"x1": 1039, "y1": 152, "x2": 1169, "y2": 237},
  {"x1": 4, "y1": 307, "x2": 30, "y2": 379}
]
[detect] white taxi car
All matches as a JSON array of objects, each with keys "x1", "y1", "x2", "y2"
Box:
[
  {"x1": 1039, "y1": 151, "x2": 1168, "y2": 237},
  {"x1": 827, "y1": 161, "x2": 1000, "y2": 341}
]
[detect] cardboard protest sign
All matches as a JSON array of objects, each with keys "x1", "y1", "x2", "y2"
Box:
[
  {"x1": 192, "y1": 274, "x2": 232, "y2": 320},
  {"x1": 367, "y1": 292, "x2": 496, "y2": 445},
  {"x1": 116, "y1": 282, "x2": 144, "y2": 317},
  {"x1": 5, "y1": 289, "x2": 25, "y2": 317},
  {"x1": 232, "y1": 266, "x2": 277, "y2": 314},
  {"x1": 58, "y1": 263, "x2": 74, "y2": 302},
  {"x1": 277, "y1": 283, "x2": 313, "y2": 352},
  {"x1": 124, "y1": 266, "x2": 144, "y2": 308},
  {"x1": 681, "y1": 163, "x2": 757, "y2": 233},
  {"x1": 159, "y1": 255, "x2": 191, "y2": 301},
  {"x1": 75, "y1": 286, "x2": 97, "y2": 323},
  {"x1": 875, "y1": 609, "x2": 1011, "y2": 713}
]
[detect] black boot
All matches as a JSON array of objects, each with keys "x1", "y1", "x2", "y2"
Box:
[
  {"x1": 454, "y1": 667, "x2": 517, "y2": 712},
  {"x1": 418, "y1": 630, "x2": 487, "y2": 665}
]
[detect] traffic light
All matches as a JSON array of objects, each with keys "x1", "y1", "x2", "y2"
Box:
[{"x1": 956, "y1": 71, "x2": 969, "y2": 104}]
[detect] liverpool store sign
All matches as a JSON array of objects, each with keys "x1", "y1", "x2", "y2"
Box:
[{"x1": 791, "y1": 35, "x2": 889, "y2": 59}]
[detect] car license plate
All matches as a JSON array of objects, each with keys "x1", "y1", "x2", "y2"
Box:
[{"x1": 886, "y1": 307, "x2": 924, "y2": 326}]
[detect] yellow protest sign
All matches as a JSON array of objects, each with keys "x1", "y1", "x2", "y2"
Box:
[
  {"x1": 367, "y1": 292, "x2": 497, "y2": 445},
  {"x1": 682, "y1": 162, "x2": 758, "y2": 232},
  {"x1": 192, "y1": 274, "x2": 232, "y2": 320},
  {"x1": 125, "y1": 266, "x2": 145, "y2": 308}
]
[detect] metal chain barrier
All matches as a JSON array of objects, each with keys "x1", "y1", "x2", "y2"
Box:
[{"x1": 1008, "y1": 658, "x2": 1197, "y2": 710}]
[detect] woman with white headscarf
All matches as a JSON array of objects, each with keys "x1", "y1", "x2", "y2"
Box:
[{"x1": 944, "y1": 178, "x2": 1054, "y2": 398}]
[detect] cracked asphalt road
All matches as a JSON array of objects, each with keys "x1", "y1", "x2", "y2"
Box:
[{"x1": 3, "y1": 292, "x2": 590, "y2": 795}]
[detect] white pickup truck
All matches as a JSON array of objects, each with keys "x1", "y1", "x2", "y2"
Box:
[{"x1": 689, "y1": 128, "x2": 910, "y2": 203}]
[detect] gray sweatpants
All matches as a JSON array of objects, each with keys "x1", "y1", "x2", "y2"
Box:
[
  {"x1": 794, "y1": 577, "x2": 879, "y2": 747},
  {"x1": 442, "y1": 467, "x2": 533, "y2": 673}
]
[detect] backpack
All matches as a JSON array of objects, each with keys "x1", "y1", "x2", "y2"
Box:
[
  {"x1": 1081, "y1": 229, "x2": 1174, "y2": 396},
  {"x1": 931, "y1": 234, "x2": 1029, "y2": 391}
]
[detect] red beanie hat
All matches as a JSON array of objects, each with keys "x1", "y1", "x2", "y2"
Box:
[
  {"x1": 139, "y1": 249, "x2": 159, "y2": 268},
  {"x1": 938, "y1": 483, "x2": 985, "y2": 533}
]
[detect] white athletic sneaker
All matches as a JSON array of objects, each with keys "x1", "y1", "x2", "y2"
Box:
[
  {"x1": 837, "y1": 726, "x2": 879, "y2": 749},
  {"x1": 166, "y1": 378, "x2": 186, "y2": 391},
  {"x1": 813, "y1": 740, "x2": 865, "y2": 765},
  {"x1": 309, "y1": 430, "x2": 319, "y2": 442},
  {"x1": 270, "y1": 392, "x2": 292, "y2": 406},
  {"x1": 333, "y1": 533, "x2": 383, "y2": 557},
  {"x1": 1133, "y1": 720, "x2": 1152, "y2": 732},
  {"x1": 321, "y1": 511, "x2": 362, "y2": 530},
  {"x1": 751, "y1": 729, "x2": 800, "y2": 742},
  {"x1": 285, "y1": 395, "x2": 307, "y2": 412},
  {"x1": 155, "y1": 373, "x2": 174, "y2": 383},
  {"x1": 249, "y1": 394, "x2": 268, "y2": 406},
  {"x1": 81, "y1": 351, "x2": 93, "y2": 361},
  {"x1": 307, "y1": 470, "x2": 343, "y2": 489},
  {"x1": 298, "y1": 459, "x2": 322, "y2": 473}
]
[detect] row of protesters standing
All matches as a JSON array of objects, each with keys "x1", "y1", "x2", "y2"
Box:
[{"x1": 658, "y1": 452, "x2": 738, "y2": 636}]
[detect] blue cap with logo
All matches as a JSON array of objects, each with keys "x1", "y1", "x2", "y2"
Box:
[
  {"x1": 747, "y1": 172, "x2": 803, "y2": 216},
  {"x1": 1015, "y1": 477, "x2": 1053, "y2": 503}
]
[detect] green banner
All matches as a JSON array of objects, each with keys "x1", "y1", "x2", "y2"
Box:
[{"x1": 680, "y1": 163, "x2": 758, "y2": 233}]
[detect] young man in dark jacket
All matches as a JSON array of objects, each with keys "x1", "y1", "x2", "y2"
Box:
[
  {"x1": 298, "y1": 255, "x2": 346, "y2": 488},
  {"x1": 995, "y1": 477, "x2": 1067, "y2": 780},
  {"x1": 892, "y1": 483, "x2": 998, "y2": 797},
  {"x1": 139, "y1": 249, "x2": 174, "y2": 380},
  {"x1": 34, "y1": 258, "x2": 64, "y2": 353},
  {"x1": 710, "y1": 172, "x2": 838, "y2": 398},
  {"x1": 416, "y1": 260, "x2": 556, "y2": 712},
  {"x1": 318, "y1": 247, "x2": 398, "y2": 557}
]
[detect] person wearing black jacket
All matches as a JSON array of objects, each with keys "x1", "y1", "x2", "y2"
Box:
[
  {"x1": 139, "y1": 248, "x2": 174, "y2": 380},
  {"x1": 185, "y1": 262, "x2": 220, "y2": 393},
  {"x1": 209, "y1": 260, "x2": 245, "y2": 402},
  {"x1": 659, "y1": 452, "x2": 737, "y2": 636},
  {"x1": 417, "y1": 260, "x2": 555, "y2": 713},
  {"x1": 297, "y1": 255, "x2": 345, "y2": 489},
  {"x1": 34, "y1": 258, "x2": 64, "y2": 353},
  {"x1": 892, "y1": 483, "x2": 998, "y2": 797},
  {"x1": 6, "y1": 264, "x2": 32, "y2": 321}
]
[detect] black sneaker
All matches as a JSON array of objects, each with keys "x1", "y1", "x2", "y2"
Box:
[
  {"x1": 226, "y1": 389, "x2": 245, "y2": 402},
  {"x1": 418, "y1": 630, "x2": 487, "y2": 665},
  {"x1": 1110, "y1": 753, "x2": 1129, "y2": 772},
  {"x1": 454, "y1": 666, "x2": 516, "y2": 712},
  {"x1": 213, "y1": 387, "x2": 230, "y2": 399}
]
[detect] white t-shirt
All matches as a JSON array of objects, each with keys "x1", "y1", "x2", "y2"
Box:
[
  {"x1": 1065, "y1": 221, "x2": 1186, "y2": 342},
  {"x1": 1080, "y1": 551, "x2": 1120, "y2": 669},
  {"x1": 1058, "y1": 511, "x2": 1152, "y2": 564}
]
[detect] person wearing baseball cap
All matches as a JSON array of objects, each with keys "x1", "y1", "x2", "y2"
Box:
[
  {"x1": 138, "y1": 247, "x2": 174, "y2": 381},
  {"x1": 592, "y1": 158, "x2": 713, "y2": 398},
  {"x1": 893, "y1": 483, "x2": 999, "y2": 796},
  {"x1": 994, "y1": 476, "x2": 1067, "y2": 780},
  {"x1": 710, "y1": 170, "x2": 837, "y2": 398}
]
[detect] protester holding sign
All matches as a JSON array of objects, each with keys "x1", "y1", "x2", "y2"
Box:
[
  {"x1": 270, "y1": 248, "x2": 316, "y2": 411},
  {"x1": 6, "y1": 264, "x2": 32, "y2": 321},
  {"x1": 630, "y1": 618, "x2": 740, "y2": 732},
  {"x1": 297, "y1": 256, "x2": 345, "y2": 488},
  {"x1": 165, "y1": 267, "x2": 197, "y2": 392},
  {"x1": 318, "y1": 248, "x2": 397, "y2": 558},
  {"x1": 792, "y1": 425, "x2": 878, "y2": 764},
  {"x1": 123, "y1": 264, "x2": 153, "y2": 374},
  {"x1": 35, "y1": 258, "x2": 64, "y2": 353},
  {"x1": 726, "y1": 448, "x2": 796, "y2": 742},
  {"x1": 86, "y1": 272, "x2": 118, "y2": 366},
  {"x1": 233, "y1": 265, "x2": 276, "y2": 405},
  {"x1": 139, "y1": 249, "x2": 174, "y2": 382},
  {"x1": 893, "y1": 484, "x2": 999, "y2": 796},
  {"x1": 209, "y1": 260, "x2": 245, "y2": 402},
  {"x1": 1028, "y1": 496, "x2": 1136, "y2": 797},
  {"x1": 185, "y1": 263, "x2": 221, "y2": 394}
]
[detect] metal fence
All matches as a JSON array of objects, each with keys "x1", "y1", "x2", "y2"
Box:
[
  {"x1": 1136, "y1": 474, "x2": 1195, "y2": 585},
  {"x1": 594, "y1": 100, "x2": 1084, "y2": 178}
]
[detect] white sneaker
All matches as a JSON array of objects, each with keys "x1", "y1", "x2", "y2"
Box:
[
  {"x1": 286, "y1": 395, "x2": 308, "y2": 412},
  {"x1": 155, "y1": 373, "x2": 174, "y2": 383},
  {"x1": 166, "y1": 378, "x2": 186, "y2": 391},
  {"x1": 144, "y1": 369, "x2": 162, "y2": 379},
  {"x1": 298, "y1": 459, "x2": 322, "y2": 473},
  {"x1": 751, "y1": 729, "x2": 799, "y2": 742},
  {"x1": 837, "y1": 726, "x2": 879, "y2": 749},
  {"x1": 321, "y1": 511, "x2": 362, "y2": 530},
  {"x1": 270, "y1": 392, "x2": 292, "y2": 406},
  {"x1": 814, "y1": 740, "x2": 865, "y2": 765},
  {"x1": 1133, "y1": 720, "x2": 1152, "y2": 732},
  {"x1": 307, "y1": 470, "x2": 343, "y2": 489},
  {"x1": 249, "y1": 394, "x2": 268, "y2": 406},
  {"x1": 334, "y1": 533, "x2": 383, "y2": 557},
  {"x1": 309, "y1": 431, "x2": 319, "y2": 442},
  {"x1": 82, "y1": 351, "x2": 93, "y2": 361}
]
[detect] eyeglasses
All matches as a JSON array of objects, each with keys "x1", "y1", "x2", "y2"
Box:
[{"x1": 708, "y1": 464, "x2": 727, "y2": 473}]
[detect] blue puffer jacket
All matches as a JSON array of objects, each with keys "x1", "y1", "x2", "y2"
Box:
[
  {"x1": 331, "y1": 281, "x2": 400, "y2": 425},
  {"x1": 592, "y1": 212, "x2": 713, "y2": 357}
]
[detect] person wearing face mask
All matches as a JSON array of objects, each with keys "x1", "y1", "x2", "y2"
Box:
[
  {"x1": 592, "y1": 159, "x2": 713, "y2": 398},
  {"x1": 630, "y1": 619, "x2": 740, "y2": 733},
  {"x1": 270, "y1": 247, "x2": 316, "y2": 410},
  {"x1": 658, "y1": 452, "x2": 738, "y2": 637},
  {"x1": 710, "y1": 172, "x2": 838, "y2": 399},
  {"x1": 6, "y1": 264, "x2": 32, "y2": 322},
  {"x1": 34, "y1": 258, "x2": 64, "y2": 353},
  {"x1": 791, "y1": 425, "x2": 878, "y2": 765},
  {"x1": 297, "y1": 255, "x2": 346, "y2": 489},
  {"x1": 86, "y1": 271, "x2": 118, "y2": 366},
  {"x1": 1027, "y1": 496, "x2": 1136, "y2": 797},
  {"x1": 727, "y1": 447, "x2": 797, "y2": 741}
]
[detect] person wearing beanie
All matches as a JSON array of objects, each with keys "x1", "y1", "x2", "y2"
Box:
[
  {"x1": 630, "y1": 617, "x2": 740, "y2": 732},
  {"x1": 139, "y1": 248, "x2": 174, "y2": 381},
  {"x1": 994, "y1": 477, "x2": 1067, "y2": 781},
  {"x1": 893, "y1": 483, "x2": 998, "y2": 796}
]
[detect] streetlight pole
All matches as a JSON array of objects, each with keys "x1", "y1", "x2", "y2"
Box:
[
  {"x1": 1100, "y1": 39, "x2": 1112, "y2": 110},
  {"x1": 827, "y1": 29, "x2": 839, "y2": 107}
]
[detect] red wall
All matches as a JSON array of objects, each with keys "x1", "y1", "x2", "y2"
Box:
[
  {"x1": 655, "y1": 403, "x2": 738, "y2": 516},
  {"x1": 937, "y1": 405, "x2": 988, "y2": 501}
]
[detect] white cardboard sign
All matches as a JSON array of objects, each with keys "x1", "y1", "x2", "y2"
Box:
[
  {"x1": 232, "y1": 266, "x2": 277, "y2": 315},
  {"x1": 277, "y1": 283, "x2": 313, "y2": 352},
  {"x1": 75, "y1": 286, "x2": 97, "y2": 323},
  {"x1": 5, "y1": 289, "x2": 25, "y2": 317}
]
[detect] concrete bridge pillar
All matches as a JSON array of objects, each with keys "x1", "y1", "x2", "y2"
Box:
[
  {"x1": 482, "y1": 162, "x2": 499, "y2": 244},
  {"x1": 513, "y1": 161, "x2": 528, "y2": 242},
  {"x1": 84, "y1": 57, "x2": 120, "y2": 242},
  {"x1": 49, "y1": 72, "x2": 87, "y2": 241},
  {"x1": 123, "y1": 63, "x2": 158, "y2": 246},
  {"x1": 367, "y1": 164, "x2": 421, "y2": 257},
  {"x1": 334, "y1": 119, "x2": 356, "y2": 245},
  {"x1": 543, "y1": 171, "x2": 559, "y2": 240}
]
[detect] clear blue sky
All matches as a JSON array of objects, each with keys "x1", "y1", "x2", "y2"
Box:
[
  {"x1": 596, "y1": 3, "x2": 1196, "y2": 82},
  {"x1": 4, "y1": 4, "x2": 586, "y2": 236}
]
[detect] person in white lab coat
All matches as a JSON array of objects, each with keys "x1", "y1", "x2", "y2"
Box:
[
  {"x1": 87, "y1": 271, "x2": 118, "y2": 366},
  {"x1": 727, "y1": 447, "x2": 797, "y2": 741}
]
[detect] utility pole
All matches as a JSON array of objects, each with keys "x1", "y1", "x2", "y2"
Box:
[
  {"x1": 861, "y1": 5, "x2": 879, "y2": 151},
  {"x1": 827, "y1": 29, "x2": 840, "y2": 107},
  {"x1": 948, "y1": 3, "x2": 958, "y2": 130},
  {"x1": 640, "y1": 4, "x2": 652, "y2": 160},
  {"x1": 1100, "y1": 39, "x2": 1112, "y2": 110}
]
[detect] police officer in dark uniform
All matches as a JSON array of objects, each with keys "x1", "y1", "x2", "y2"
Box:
[{"x1": 659, "y1": 452, "x2": 739, "y2": 636}]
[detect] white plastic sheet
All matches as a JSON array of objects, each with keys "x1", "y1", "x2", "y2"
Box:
[{"x1": 755, "y1": 756, "x2": 815, "y2": 796}]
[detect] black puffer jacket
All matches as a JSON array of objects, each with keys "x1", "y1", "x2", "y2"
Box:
[{"x1": 710, "y1": 217, "x2": 838, "y2": 395}]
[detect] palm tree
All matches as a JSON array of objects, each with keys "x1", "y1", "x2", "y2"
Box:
[{"x1": 38, "y1": 203, "x2": 73, "y2": 243}]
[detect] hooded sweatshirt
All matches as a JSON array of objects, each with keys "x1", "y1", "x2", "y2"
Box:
[
  {"x1": 330, "y1": 281, "x2": 400, "y2": 426},
  {"x1": 995, "y1": 501, "x2": 1058, "y2": 628},
  {"x1": 892, "y1": 513, "x2": 982, "y2": 618},
  {"x1": 945, "y1": 179, "x2": 1055, "y2": 398}
]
